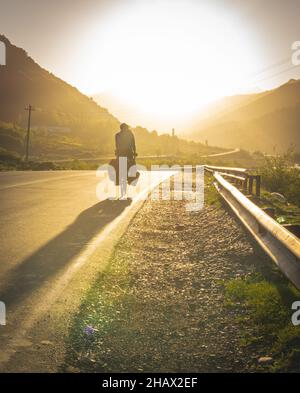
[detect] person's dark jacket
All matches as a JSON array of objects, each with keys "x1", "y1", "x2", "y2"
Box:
[{"x1": 115, "y1": 129, "x2": 136, "y2": 158}]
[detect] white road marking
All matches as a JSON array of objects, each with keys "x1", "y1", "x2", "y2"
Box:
[{"x1": 0, "y1": 172, "x2": 93, "y2": 191}]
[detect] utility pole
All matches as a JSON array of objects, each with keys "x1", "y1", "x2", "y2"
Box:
[{"x1": 24, "y1": 105, "x2": 35, "y2": 162}]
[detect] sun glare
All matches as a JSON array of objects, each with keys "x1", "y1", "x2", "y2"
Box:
[{"x1": 76, "y1": 0, "x2": 260, "y2": 128}]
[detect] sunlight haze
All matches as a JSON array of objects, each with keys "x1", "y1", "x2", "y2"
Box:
[
  {"x1": 1, "y1": 0, "x2": 300, "y2": 132},
  {"x1": 78, "y1": 1, "x2": 261, "y2": 129}
]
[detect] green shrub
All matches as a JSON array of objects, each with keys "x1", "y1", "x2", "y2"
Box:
[
  {"x1": 260, "y1": 149, "x2": 300, "y2": 206},
  {"x1": 226, "y1": 276, "x2": 300, "y2": 371}
]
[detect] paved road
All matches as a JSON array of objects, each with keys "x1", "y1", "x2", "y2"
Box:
[
  {"x1": 201, "y1": 148, "x2": 240, "y2": 158},
  {"x1": 49, "y1": 154, "x2": 172, "y2": 163},
  {"x1": 0, "y1": 169, "x2": 174, "y2": 370}
]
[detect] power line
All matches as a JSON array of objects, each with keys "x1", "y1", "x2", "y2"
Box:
[
  {"x1": 248, "y1": 57, "x2": 291, "y2": 80},
  {"x1": 250, "y1": 64, "x2": 298, "y2": 85}
]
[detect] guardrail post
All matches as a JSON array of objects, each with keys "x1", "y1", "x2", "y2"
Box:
[
  {"x1": 255, "y1": 175, "x2": 261, "y2": 198},
  {"x1": 248, "y1": 176, "x2": 253, "y2": 195},
  {"x1": 243, "y1": 176, "x2": 248, "y2": 192}
]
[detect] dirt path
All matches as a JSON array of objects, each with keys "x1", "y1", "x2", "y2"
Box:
[{"x1": 64, "y1": 187, "x2": 281, "y2": 373}]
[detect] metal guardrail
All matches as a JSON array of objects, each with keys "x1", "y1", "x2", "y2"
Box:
[
  {"x1": 213, "y1": 172, "x2": 300, "y2": 290},
  {"x1": 204, "y1": 165, "x2": 248, "y2": 175},
  {"x1": 204, "y1": 165, "x2": 261, "y2": 197}
]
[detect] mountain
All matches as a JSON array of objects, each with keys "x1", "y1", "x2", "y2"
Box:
[
  {"x1": 187, "y1": 79, "x2": 300, "y2": 153},
  {"x1": 0, "y1": 34, "x2": 120, "y2": 152},
  {"x1": 0, "y1": 35, "x2": 222, "y2": 160}
]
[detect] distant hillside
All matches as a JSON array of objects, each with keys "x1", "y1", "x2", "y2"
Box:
[
  {"x1": 0, "y1": 35, "x2": 121, "y2": 152},
  {"x1": 0, "y1": 35, "x2": 223, "y2": 160},
  {"x1": 188, "y1": 79, "x2": 300, "y2": 153}
]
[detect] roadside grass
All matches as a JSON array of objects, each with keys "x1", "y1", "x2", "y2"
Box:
[
  {"x1": 201, "y1": 156, "x2": 300, "y2": 372},
  {"x1": 204, "y1": 173, "x2": 222, "y2": 208},
  {"x1": 257, "y1": 190, "x2": 300, "y2": 226},
  {"x1": 225, "y1": 274, "x2": 300, "y2": 372},
  {"x1": 205, "y1": 161, "x2": 300, "y2": 372},
  {"x1": 63, "y1": 235, "x2": 206, "y2": 372},
  {"x1": 64, "y1": 247, "x2": 133, "y2": 372},
  {"x1": 203, "y1": 162, "x2": 300, "y2": 371},
  {"x1": 259, "y1": 150, "x2": 300, "y2": 208}
]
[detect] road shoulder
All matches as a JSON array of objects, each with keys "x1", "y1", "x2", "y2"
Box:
[{"x1": 63, "y1": 186, "x2": 299, "y2": 372}]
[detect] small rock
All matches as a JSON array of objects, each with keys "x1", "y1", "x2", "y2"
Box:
[
  {"x1": 271, "y1": 192, "x2": 287, "y2": 203},
  {"x1": 258, "y1": 356, "x2": 273, "y2": 364},
  {"x1": 66, "y1": 366, "x2": 80, "y2": 373},
  {"x1": 40, "y1": 340, "x2": 53, "y2": 346},
  {"x1": 175, "y1": 225, "x2": 185, "y2": 231},
  {"x1": 84, "y1": 325, "x2": 98, "y2": 335}
]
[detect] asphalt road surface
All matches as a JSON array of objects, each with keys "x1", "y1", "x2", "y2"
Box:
[{"x1": 0, "y1": 169, "x2": 174, "y2": 370}]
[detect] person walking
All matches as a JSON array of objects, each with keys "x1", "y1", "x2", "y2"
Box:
[{"x1": 115, "y1": 123, "x2": 137, "y2": 198}]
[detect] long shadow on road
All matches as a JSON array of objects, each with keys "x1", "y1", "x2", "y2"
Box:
[{"x1": 0, "y1": 198, "x2": 131, "y2": 309}]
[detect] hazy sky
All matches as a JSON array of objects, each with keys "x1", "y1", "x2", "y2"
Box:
[{"x1": 1, "y1": 0, "x2": 300, "y2": 131}]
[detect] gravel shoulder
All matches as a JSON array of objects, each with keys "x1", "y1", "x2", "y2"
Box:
[{"x1": 64, "y1": 183, "x2": 300, "y2": 373}]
